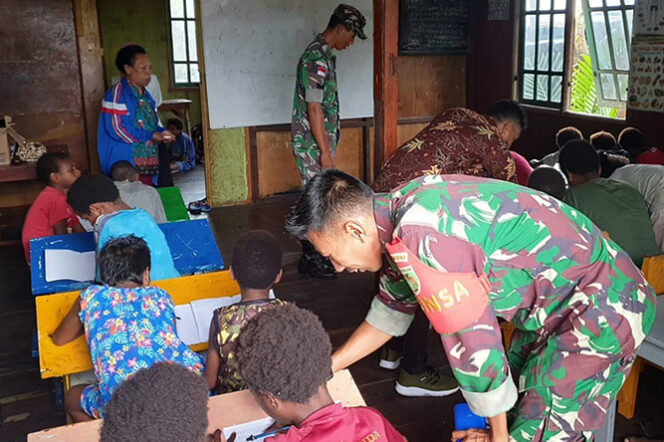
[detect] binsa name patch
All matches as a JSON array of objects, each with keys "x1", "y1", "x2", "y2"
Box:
[{"x1": 386, "y1": 237, "x2": 490, "y2": 335}]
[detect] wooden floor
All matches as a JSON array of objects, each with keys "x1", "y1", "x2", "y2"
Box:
[{"x1": 2, "y1": 193, "x2": 664, "y2": 441}]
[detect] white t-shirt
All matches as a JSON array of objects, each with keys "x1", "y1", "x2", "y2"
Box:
[
  {"x1": 115, "y1": 181, "x2": 168, "y2": 224},
  {"x1": 611, "y1": 164, "x2": 664, "y2": 213}
]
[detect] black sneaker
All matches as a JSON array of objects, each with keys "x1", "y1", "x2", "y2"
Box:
[{"x1": 298, "y1": 253, "x2": 337, "y2": 279}]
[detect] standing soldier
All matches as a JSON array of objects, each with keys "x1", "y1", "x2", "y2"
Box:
[{"x1": 291, "y1": 4, "x2": 367, "y2": 278}]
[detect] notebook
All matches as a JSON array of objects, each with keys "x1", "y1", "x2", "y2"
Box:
[
  {"x1": 44, "y1": 249, "x2": 96, "y2": 282},
  {"x1": 223, "y1": 416, "x2": 275, "y2": 441}
]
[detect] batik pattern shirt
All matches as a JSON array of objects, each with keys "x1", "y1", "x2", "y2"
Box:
[
  {"x1": 79, "y1": 285, "x2": 203, "y2": 407},
  {"x1": 372, "y1": 108, "x2": 516, "y2": 193},
  {"x1": 368, "y1": 175, "x2": 655, "y2": 417},
  {"x1": 291, "y1": 34, "x2": 339, "y2": 184}
]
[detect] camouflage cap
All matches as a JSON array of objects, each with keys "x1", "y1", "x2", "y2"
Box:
[{"x1": 333, "y1": 4, "x2": 367, "y2": 40}]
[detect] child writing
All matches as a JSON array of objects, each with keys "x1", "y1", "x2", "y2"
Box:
[
  {"x1": 67, "y1": 173, "x2": 179, "y2": 281},
  {"x1": 52, "y1": 235, "x2": 203, "y2": 421},
  {"x1": 233, "y1": 304, "x2": 406, "y2": 441},
  {"x1": 111, "y1": 160, "x2": 167, "y2": 224},
  {"x1": 21, "y1": 152, "x2": 85, "y2": 263},
  {"x1": 205, "y1": 230, "x2": 285, "y2": 394}
]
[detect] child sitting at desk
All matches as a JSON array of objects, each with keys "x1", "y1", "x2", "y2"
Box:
[
  {"x1": 67, "y1": 173, "x2": 179, "y2": 281},
  {"x1": 101, "y1": 362, "x2": 209, "y2": 442},
  {"x1": 205, "y1": 230, "x2": 285, "y2": 394},
  {"x1": 52, "y1": 235, "x2": 203, "y2": 422},
  {"x1": 233, "y1": 304, "x2": 405, "y2": 441},
  {"x1": 22, "y1": 152, "x2": 85, "y2": 263},
  {"x1": 111, "y1": 160, "x2": 167, "y2": 224}
]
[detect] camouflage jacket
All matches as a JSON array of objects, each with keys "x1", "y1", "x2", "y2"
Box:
[
  {"x1": 291, "y1": 34, "x2": 340, "y2": 152},
  {"x1": 211, "y1": 298, "x2": 285, "y2": 394},
  {"x1": 368, "y1": 175, "x2": 655, "y2": 416}
]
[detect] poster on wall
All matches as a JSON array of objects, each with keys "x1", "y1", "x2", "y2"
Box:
[
  {"x1": 487, "y1": 0, "x2": 510, "y2": 21},
  {"x1": 634, "y1": 0, "x2": 664, "y2": 35},
  {"x1": 627, "y1": 36, "x2": 664, "y2": 113}
]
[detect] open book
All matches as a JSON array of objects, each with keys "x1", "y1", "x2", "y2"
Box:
[
  {"x1": 223, "y1": 416, "x2": 275, "y2": 441},
  {"x1": 175, "y1": 289, "x2": 276, "y2": 345}
]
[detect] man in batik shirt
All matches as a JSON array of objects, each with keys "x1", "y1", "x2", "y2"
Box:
[
  {"x1": 291, "y1": 4, "x2": 367, "y2": 279},
  {"x1": 373, "y1": 100, "x2": 527, "y2": 399},
  {"x1": 372, "y1": 100, "x2": 527, "y2": 193},
  {"x1": 286, "y1": 169, "x2": 655, "y2": 442}
]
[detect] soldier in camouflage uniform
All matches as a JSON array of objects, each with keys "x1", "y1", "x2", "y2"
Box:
[
  {"x1": 291, "y1": 4, "x2": 367, "y2": 185},
  {"x1": 286, "y1": 170, "x2": 656, "y2": 441}
]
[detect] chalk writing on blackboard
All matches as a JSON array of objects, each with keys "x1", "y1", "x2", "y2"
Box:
[{"x1": 399, "y1": 0, "x2": 471, "y2": 54}]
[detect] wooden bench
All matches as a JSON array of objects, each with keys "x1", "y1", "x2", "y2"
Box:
[
  {"x1": 27, "y1": 369, "x2": 364, "y2": 441},
  {"x1": 36, "y1": 270, "x2": 239, "y2": 379}
]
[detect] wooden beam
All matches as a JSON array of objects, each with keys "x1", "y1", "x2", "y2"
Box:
[
  {"x1": 373, "y1": 0, "x2": 399, "y2": 179},
  {"x1": 73, "y1": 0, "x2": 105, "y2": 174}
]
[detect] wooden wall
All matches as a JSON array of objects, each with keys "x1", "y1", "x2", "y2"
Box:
[
  {"x1": 0, "y1": 0, "x2": 89, "y2": 208},
  {"x1": 251, "y1": 54, "x2": 467, "y2": 199}
]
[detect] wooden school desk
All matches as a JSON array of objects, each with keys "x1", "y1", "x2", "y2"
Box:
[
  {"x1": 36, "y1": 271, "x2": 239, "y2": 379},
  {"x1": 27, "y1": 369, "x2": 365, "y2": 441}
]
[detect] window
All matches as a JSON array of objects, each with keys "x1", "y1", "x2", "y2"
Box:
[
  {"x1": 168, "y1": 0, "x2": 200, "y2": 87},
  {"x1": 517, "y1": 0, "x2": 634, "y2": 118}
]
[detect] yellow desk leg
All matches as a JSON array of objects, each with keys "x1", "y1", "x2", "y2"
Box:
[
  {"x1": 617, "y1": 356, "x2": 642, "y2": 419},
  {"x1": 63, "y1": 375, "x2": 72, "y2": 425}
]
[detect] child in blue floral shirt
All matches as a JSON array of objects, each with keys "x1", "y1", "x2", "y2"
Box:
[{"x1": 52, "y1": 235, "x2": 203, "y2": 422}]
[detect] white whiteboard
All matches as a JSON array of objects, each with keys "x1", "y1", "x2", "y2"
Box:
[{"x1": 201, "y1": 0, "x2": 374, "y2": 129}]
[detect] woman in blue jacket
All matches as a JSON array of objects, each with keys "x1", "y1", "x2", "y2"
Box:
[{"x1": 98, "y1": 44, "x2": 174, "y2": 183}]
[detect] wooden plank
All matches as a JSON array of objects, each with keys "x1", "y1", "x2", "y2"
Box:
[
  {"x1": 73, "y1": 0, "x2": 105, "y2": 174},
  {"x1": 27, "y1": 369, "x2": 364, "y2": 441},
  {"x1": 397, "y1": 56, "x2": 467, "y2": 118},
  {"x1": 35, "y1": 271, "x2": 241, "y2": 379},
  {"x1": 373, "y1": 0, "x2": 399, "y2": 180},
  {"x1": 195, "y1": 0, "x2": 213, "y2": 206}
]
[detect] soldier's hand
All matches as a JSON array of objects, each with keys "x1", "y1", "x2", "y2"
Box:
[{"x1": 320, "y1": 151, "x2": 335, "y2": 169}]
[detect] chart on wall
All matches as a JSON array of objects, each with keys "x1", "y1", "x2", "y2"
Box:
[
  {"x1": 627, "y1": 36, "x2": 664, "y2": 113},
  {"x1": 201, "y1": 0, "x2": 373, "y2": 129},
  {"x1": 634, "y1": 0, "x2": 664, "y2": 35}
]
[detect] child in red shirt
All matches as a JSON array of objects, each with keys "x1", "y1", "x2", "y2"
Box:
[
  {"x1": 21, "y1": 152, "x2": 84, "y2": 263},
  {"x1": 232, "y1": 304, "x2": 405, "y2": 442}
]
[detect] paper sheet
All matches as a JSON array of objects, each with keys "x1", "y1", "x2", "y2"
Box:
[
  {"x1": 223, "y1": 416, "x2": 275, "y2": 441},
  {"x1": 174, "y1": 304, "x2": 200, "y2": 346},
  {"x1": 191, "y1": 295, "x2": 242, "y2": 343},
  {"x1": 45, "y1": 249, "x2": 96, "y2": 282}
]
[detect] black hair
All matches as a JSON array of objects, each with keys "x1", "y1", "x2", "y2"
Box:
[
  {"x1": 589, "y1": 131, "x2": 617, "y2": 151},
  {"x1": 167, "y1": 118, "x2": 183, "y2": 131},
  {"x1": 36, "y1": 152, "x2": 69, "y2": 186},
  {"x1": 98, "y1": 235, "x2": 151, "y2": 286},
  {"x1": 559, "y1": 139, "x2": 600, "y2": 177},
  {"x1": 236, "y1": 304, "x2": 332, "y2": 404},
  {"x1": 527, "y1": 166, "x2": 566, "y2": 201},
  {"x1": 67, "y1": 174, "x2": 120, "y2": 215},
  {"x1": 618, "y1": 127, "x2": 647, "y2": 158},
  {"x1": 115, "y1": 44, "x2": 147, "y2": 75},
  {"x1": 110, "y1": 161, "x2": 138, "y2": 182},
  {"x1": 327, "y1": 14, "x2": 351, "y2": 31},
  {"x1": 285, "y1": 169, "x2": 373, "y2": 239},
  {"x1": 485, "y1": 100, "x2": 528, "y2": 130},
  {"x1": 599, "y1": 150, "x2": 629, "y2": 178},
  {"x1": 100, "y1": 362, "x2": 208, "y2": 442},
  {"x1": 555, "y1": 126, "x2": 583, "y2": 149},
  {"x1": 231, "y1": 230, "x2": 282, "y2": 290}
]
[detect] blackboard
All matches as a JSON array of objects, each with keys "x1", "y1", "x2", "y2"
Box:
[{"x1": 399, "y1": 0, "x2": 471, "y2": 55}]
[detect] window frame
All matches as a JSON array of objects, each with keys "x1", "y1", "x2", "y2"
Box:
[
  {"x1": 167, "y1": 0, "x2": 200, "y2": 89},
  {"x1": 515, "y1": 0, "x2": 634, "y2": 118},
  {"x1": 580, "y1": 0, "x2": 634, "y2": 107},
  {"x1": 517, "y1": 0, "x2": 573, "y2": 110}
]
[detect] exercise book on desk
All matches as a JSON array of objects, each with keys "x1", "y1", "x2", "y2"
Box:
[
  {"x1": 223, "y1": 416, "x2": 275, "y2": 441},
  {"x1": 175, "y1": 290, "x2": 276, "y2": 345},
  {"x1": 44, "y1": 249, "x2": 95, "y2": 283}
]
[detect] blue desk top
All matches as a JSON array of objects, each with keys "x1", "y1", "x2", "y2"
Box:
[{"x1": 29, "y1": 219, "x2": 224, "y2": 295}]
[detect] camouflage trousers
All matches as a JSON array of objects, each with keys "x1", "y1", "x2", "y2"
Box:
[
  {"x1": 506, "y1": 296, "x2": 656, "y2": 442},
  {"x1": 292, "y1": 138, "x2": 337, "y2": 186}
]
